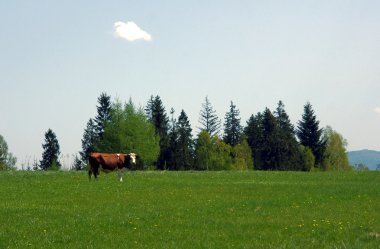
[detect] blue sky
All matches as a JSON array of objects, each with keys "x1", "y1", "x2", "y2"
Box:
[{"x1": 1, "y1": 1, "x2": 379, "y2": 168}]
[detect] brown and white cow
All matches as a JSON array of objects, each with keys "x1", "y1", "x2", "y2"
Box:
[{"x1": 88, "y1": 152, "x2": 137, "y2": 182}]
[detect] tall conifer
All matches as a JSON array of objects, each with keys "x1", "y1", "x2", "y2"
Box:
[
  {"x1": 40, "y1": 129, "x2": 61, "y2": 170},
  {"x1": 199, "y1": 96, "x2": 221, "y2": 136},
  {"x1": 223, "y1": 101, "x2": 242, "y2": 146},
  {"x1": 167, "y1": 108, "x2": 178, "y2": 169},
  {"x1": 148, "y1": 95, "x2": 170, "y2": 169},
  {"x1": 80, "y1": 118, "x2": 96, "y2": 163},
  {"x1": 297, "y1": 102, "x2": 326, "y2": 166},
  {"x1": 176, "y1": 110, "x2": 194, "y2": 170},
  {"x1": 244, "y1": 113, "x2": 263, "y2": 169},
  {"x1": 274, "y1": 101, "x2": 300, "y2": 170},
  {"x1": 94, "y1": 92, "x2": 111, "y2": 139},
  {"x1": 261, "y1": 108, "x2": 280, "y2": 170}
]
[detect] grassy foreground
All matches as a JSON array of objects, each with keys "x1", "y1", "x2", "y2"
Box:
[{"x1": 0, "y1": 170, "x2": 379, "y2": 249}]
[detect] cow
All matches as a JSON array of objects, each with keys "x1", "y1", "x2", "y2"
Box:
[{"x1": 88, "y1": 152, "x2": 137, "y2": 182}]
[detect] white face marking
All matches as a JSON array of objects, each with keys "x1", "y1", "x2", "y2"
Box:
[{"x1": 129, "y1": 153, "x2": 136, "y2": 164}]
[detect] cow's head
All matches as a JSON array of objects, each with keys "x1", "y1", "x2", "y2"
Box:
[{"x1": 129, "y1": 153, "x2": 137, "y2": 164}]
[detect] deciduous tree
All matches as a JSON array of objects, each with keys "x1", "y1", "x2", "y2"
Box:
[
  {"x1": 0, "y1": 134, "x2": 17, "y2": 170},
  {"x1": 231, "y1": 138, "x2": 253, "y2": 170},
  {"x1": 97, "y1": 99, "x2": 160, "y2": 168},
  {"x1": 194, "y1": 131, "x2": 232, "y2": 171},
  {"x1": 322, "y1": 126, "x2": 351, "y2": 171},
  {"x1": 298, "y1": 145, "x2": 315, "y2": 171}
]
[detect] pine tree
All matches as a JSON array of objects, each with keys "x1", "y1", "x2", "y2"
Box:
[
  {"x1": 176, "y1": 110, "x2": 194, "y2": 170},
  {"x1": 80, "y1": 118, "x2": 96, "y2": 163},
  {"x1": 151, "y1": 96, "x2": 169, "y2": 137},
  {"x1": 147, "y1": 95, "x2": 170, "y2": 169},
  {"x1": 40, "y1": 129, "x2": 61, "y2": 170},
  {"x1": 274, "y1": 101, "x2": 300, "y2": 170},
  {"x1": 297, "y1": 102, "x2": 326, "y2": 167},
  {"x1": 275, "y1": 101, "x2": 295, "y2": 137},
  {"x1": 244, "y1": 113, "x2": 263, "y2": 169},
  {"x1": 94, "y1": 92, "x2": 111, "y2": 140},
  {"x1": 72, "y1": 154, "x2": 84, "y2": 171},
  {"x1": 167, "y1": 108, "x2": 178, "y2": 170},
  {"x1": 261, "y1": 108, "x2": 280, "y2": 170},
  {"x1": 198, "y1": 96, "x2": 221, "y2": 136},
  {"x1": 145, "y1": 95, "x2": 155, "y2": 120},
  {"x1": 223, "y1": 101, "x2": 242, "y2": 146}
]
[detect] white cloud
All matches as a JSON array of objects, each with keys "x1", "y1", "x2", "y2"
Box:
[
  {"x1": 114, "y1": 21, "x2": 152, "y2": 42},
  {"x1": 375, "y1": 107, "x2": 380, "y2": 114}
]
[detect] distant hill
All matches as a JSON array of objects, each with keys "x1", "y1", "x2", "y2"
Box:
[{"x1": 347, "y1": 150, "x2": 380, "y2": 170}]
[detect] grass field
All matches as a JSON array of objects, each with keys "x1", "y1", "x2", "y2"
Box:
[{"x1": 0, "y1": 170, "x2": 379, "y2": 248}]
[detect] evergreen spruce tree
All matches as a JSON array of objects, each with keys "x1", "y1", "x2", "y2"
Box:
[
  {"x1": 198, "y1": 96, "x2": 221, "y2": 136},
  {"x1": 80, "y1": 118, "x2": 96, "y2": 164},
  {"x1": 274, "y1": 101, "x2": 300, "y2": 170},
  {"x1": 244, "y1": 113, "x2": 263, "y2": 169},
  {"x1": 72, "y1": 154, "x2": 84, "y2": 171},
  {"x1": 296, "y1": 102, "x2": 326, "y2": 167},
  {"x1": 261, "y1": 108, "x2": 280, "y2": 170},
  {"x1": 145, "y1": 95, "x2": 155, "y2": 120},
  {"x1": 40, "y1": 129, "x2": 61, "y2": 170},
  {"x1": 148, "y1": 95, "x2": 170, "y2": 169},
  {"x1": 167, "y1": 108, "x2": 179, "y2": 170},
  {"x1": 94, "y1": 92, "x2": 111, "y2": 140},
  {"x1": 223, "y1": 101, "x2": 243, "y2": 146},
  {"x1": 176, "y1": 110, "x2": 194, "y2": 170}
]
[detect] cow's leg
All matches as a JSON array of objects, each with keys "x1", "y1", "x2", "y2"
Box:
[
  {"x1": 118, "y1": 168, "x2": 123, "y2": 182},
  {"x1": 90, "y1": 162, "x2": 98, "y2": 181},
  {"x1": 94, "y1": 166, "x2": 99, "y2": 180},
  {"x1": 88, "y1": 168, "x2": 92, "y2": 181},
  {"x1": 88, "y1": 160, "x2": 93, "y2": 181}
]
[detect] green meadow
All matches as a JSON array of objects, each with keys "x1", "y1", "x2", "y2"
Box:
[{"x1": 0, "y1": 171, "x2": 379, "y2": 249}]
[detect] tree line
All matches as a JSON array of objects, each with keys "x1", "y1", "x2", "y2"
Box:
[
  {"x1": 75, "y1": 93, "x2": 350, "y2": 171},
  {"x1": 0, "y1": 92, "x2": 352, "y2": 171}
]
